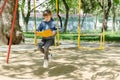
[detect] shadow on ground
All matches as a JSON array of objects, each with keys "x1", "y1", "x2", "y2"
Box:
[{"x1": 0, "y1": 46, "x2": 120, "y2": 80}]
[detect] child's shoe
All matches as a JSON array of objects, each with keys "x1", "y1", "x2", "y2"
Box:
[{"x1": 43, "y1": 59, "x2": 48, "y2": 68}]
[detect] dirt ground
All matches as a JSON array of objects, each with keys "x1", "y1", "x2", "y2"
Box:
[{"x1": 0, "y1": 41, "x2": 120, "y2": 80}]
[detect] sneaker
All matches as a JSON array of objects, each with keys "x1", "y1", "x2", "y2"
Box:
[{"x1": 43, "y1": 59, "x2": 48, "y2": 68}]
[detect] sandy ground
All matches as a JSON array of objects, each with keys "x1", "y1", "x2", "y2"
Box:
[{"x1": 0, "y1": 41, "x2": 120, "y2": 80}]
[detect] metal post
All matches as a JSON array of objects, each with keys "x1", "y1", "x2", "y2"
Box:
[
  {"x1": 6, "y1": 0, "x2": 18, "y2": 63},
  {"x1": 78, "y1": 0, "x2": 81, "y2": 48},
  {"x1": 55, "y1": 0, "x2": 60, "y2": 46},
  {"x1": 34, "y1": 0, "x2": 37, "y2": 45}
]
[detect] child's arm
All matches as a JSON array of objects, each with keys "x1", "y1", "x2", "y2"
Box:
[
  {"x1": 51, "y1": 21, "x2": 57, "y2": 37},
  {"x1": 35, "y1": 22, "x2": 43, "y2": 35},
  {"x1": 36, "y1": 22, "x2": 43, "y2": 31}
]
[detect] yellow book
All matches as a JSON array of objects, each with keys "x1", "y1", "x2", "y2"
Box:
[{"x1": 36, "y1": 29, "x2": 53, "y2": 37}]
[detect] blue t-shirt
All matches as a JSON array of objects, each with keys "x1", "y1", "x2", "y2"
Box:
[
  {"x1": 37, "y1": 18, "x2": 56, "y2": 39},
  {"x1": 37, "y1": 18, "x2": 56, "y2": 32}
]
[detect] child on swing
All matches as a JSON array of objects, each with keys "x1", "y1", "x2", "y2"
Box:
[{"x1": 36, "y1": 9, "x2": 56, "y2": 68}]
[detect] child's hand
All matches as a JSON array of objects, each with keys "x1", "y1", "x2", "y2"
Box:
[
  {"x1": 34, "y1": 31, "x2": 37, "y2": 34},
  {"x1": 52, "y1": 31, "x2": 56, "y2": 36}
]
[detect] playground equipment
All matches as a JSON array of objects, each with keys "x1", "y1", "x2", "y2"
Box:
[
  {"x1": 55, "y1": 0, "x2": 60, "y2": 46},
  {"x1": 36, "y1": 29, "x2": 54, "y2": 37},
  {"x1": 77, "y1": 0, "x2": 105, "y2": 50},
  {"x1": 34, "y1": 0, "x2": 37, "y2": 45},
  {"x1": 0, "y1": 0, "x2": 8, "y2": 15},
  {"x1": 77, "y1": 0, "x2": 81, "y2": 49},
  {"x1": 4, "y1": 0, "x2": 105, "y2": 63},
  {"x1": 6, "y1": 0, "x2": 19, "y2": 63},
  {"x1": 33, "y1": 0, "x2": 60, "y2": 46}
]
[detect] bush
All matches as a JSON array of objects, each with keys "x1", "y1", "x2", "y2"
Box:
[{"x1": 24, "y1": 31, "x2": 120, "y2": 42}]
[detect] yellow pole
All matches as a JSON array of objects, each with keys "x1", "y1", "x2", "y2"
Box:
[
  {"x1": 99, "y1": 34, "x2": 103, "y2": 49},
  {"x1": 78, "y1": 0, "x2": 81, "y2": 48},
  {"x1": 102, "y1": 29, "x2": 105, "y2": 49},
  {"x1": 101, "y1": 0, "x2": 105, "y2": 49},
  {"x1": 34, "y1": 0, "x2": 37, "y2": 45},
  {"x1": 55, "y1": 0, "x2": 60, "y2": 46}
]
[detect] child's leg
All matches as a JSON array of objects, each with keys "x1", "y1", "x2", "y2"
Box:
[
  {"x1": 43, "y1": 39, "x2": 54, "y2": 60},
  {"x1": 38, "y1": 39, "x2": 45, "y2": 53}
]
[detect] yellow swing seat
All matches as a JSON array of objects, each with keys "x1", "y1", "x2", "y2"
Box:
[{"x1": 36, "y1": 29, "x2": 54, "y2": 37}]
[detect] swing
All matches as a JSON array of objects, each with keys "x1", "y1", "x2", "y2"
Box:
[
  {"x1": 0, "y1": 0, "x2": 8, "y2": 15},
  {"x1": 6, "y1": 0, "x2": 19, "y2": 63},
  {"x1": 34, "y1": 0, "x2": 60, "y2": 46},
  {"x1": 35, "y1": 29, "x2": 54, "y2": 37},
  {"x1": 77, "y1": 0, "x2": 105, "y2": 50}
]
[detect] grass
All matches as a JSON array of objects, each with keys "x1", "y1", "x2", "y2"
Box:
[
  {"x1": 24, "y1": 31, "x2": 120, "y2": 42},
  {"x1": 105, "y1": 31, "x2": 120, "y2": 42}
]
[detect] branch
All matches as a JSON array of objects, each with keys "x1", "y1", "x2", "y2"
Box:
[
  {"x1": 25, "y1": 0, "x2": 31, "y2": 23},
  {"x1": 21, "y1": 7, "x2": 25, "y2": 20},
  {"x1": 21, "y1": 0, "x2": 25, "y2": 19},
  {"x1": 62, "y1": 0, "x2": 69, "y2": 11},
  {"x1": 58, "y1": 14, "x2": 63, "y2": 28},
  {"x1": 106, "y1": 0, "x2": 112, "y2": 15},
  {"x1": 97, "y1": 0, "x2": 103, "y2": 9},
  {"x1": 29, "y1": 0, "x2": 47, "y2": 13}
]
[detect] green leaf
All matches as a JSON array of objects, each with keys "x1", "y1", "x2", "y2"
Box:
[{"x1": 114, "y1": 0, "x2": 119, "y2": 5}]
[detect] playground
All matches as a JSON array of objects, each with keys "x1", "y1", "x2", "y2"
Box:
[
  {"x1": 0, "y1": 0, "x2": 120, "y2": 80},
  {"x1": 0, "y1": 40, "x2": 120, "y2": 80}
]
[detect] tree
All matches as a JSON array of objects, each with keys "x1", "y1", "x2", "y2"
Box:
[
  {"x1": 112, "y1": 0, "x2": 119, "y2": 32},
  {"x1": 20, "y1": 0, "x2": 31, "y2": 32},
  {"x1": 62, "y1": 0, "x2": 70, "y2": 32},
  {"x1": 20, "y1": 0, "x2": 47, "y2": 32},
  {"x1": 46, "y1": 0, "x2": 63, "y2": 30},
  {"x1": 97, "y1": 0, "x2": 112, "y2": 31},
  {"x1": 0, "y1": 0, "x2": 24, "y2": 45},
  {"x1": 112, "y1": 0, "x2": 116, "y2": 31}
]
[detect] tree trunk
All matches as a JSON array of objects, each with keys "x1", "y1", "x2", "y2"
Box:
[
  {"x1": 58, "y1": 14, "x2": 63, "y2": 29},
  {"x1": 0, "y1": 0, "x2": 24, "y2": 45},
  {"x1": 103, "y1": 0, "x2": 112, "y2": 31},
  {"x1": 103, "y1": 14, "x2": 108, "y2": 31},
  {"x1": 62, "y1": 0, "x2": 69, "y2": 32},
  {"x1": 102, "y1": 0, "x2": 108, "y2": 32},
  {"x1": 94, "y1": 13, "x2": 98, "y2": 30},
  {"x1": 112, "y1": 2, "x2": 116, "y2": 32},
  {"x1": 21, "y1": 0, "x2": 31, "y2": 32},
  {"x1": 81, "y1": 13, "x2": 87, "y2": 28},
  {"x1": 97, "y1": 0, "x2": 112, "y2": 31}
]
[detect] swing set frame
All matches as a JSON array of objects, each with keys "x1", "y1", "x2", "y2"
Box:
[{"x1": 2, "y1": 0, "x2": 105, "y2": 63}]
